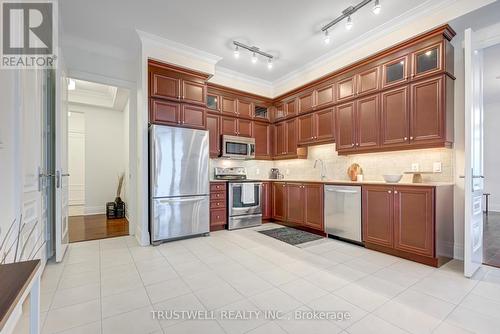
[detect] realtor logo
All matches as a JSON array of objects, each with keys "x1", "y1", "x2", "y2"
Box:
[{"x1": 1, "y1": 0, "x2": 57, "y2": 68}]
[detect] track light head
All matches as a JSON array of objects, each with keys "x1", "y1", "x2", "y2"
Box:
[
  {"x1": 345, "y1": 16, "x2": 353, "y2": 30},
  {"x1": 233, "y1": 45, "x2": 240, "y2": 59},
  {"x1": 323, "y1": 30, "x2": 331, "y2": 45},
  {"x1": 251, "y1": 52, "x2": 258, "y2": 64},
  {"x1": 267, "y1": 58, "x2": 273, "y2": 70},
  {"x1": 373, "y1": 0, "x2": 381, "y2": 15}
]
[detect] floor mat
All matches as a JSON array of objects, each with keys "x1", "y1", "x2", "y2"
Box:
[{"x1": 258, "y1": 227, "x2": 323, "y2": 246}]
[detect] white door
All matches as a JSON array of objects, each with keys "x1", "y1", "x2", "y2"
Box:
[
  {"x1": 54, "y1": 61, "x2": 70, "y2": 261},
  {"x1": 464, "y1": 28, "x2": 485, "y2": 278}
]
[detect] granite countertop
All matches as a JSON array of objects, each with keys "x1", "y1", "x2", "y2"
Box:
[{"x1": 210, "y1": 178, "x2": 454, "y2": 187}]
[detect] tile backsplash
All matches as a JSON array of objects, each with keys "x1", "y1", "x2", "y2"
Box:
[{"x1": 210, "y1": 144, "x2": 454, "y2": 183}]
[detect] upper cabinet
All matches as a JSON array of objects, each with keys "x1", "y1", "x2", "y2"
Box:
[
  {"x1": 412, "y1": 43, "x2": 442, "y2": 79},
  {"x1": 149, "y1": 60, "x2": 209, "y2": 107},
  {"x1": 221, "y1": 96, "x2": 237, "y2": 114},
  {"x1": 298, "y1": 91, "x2": 314, "y2": 114},
  {"x1": 337, "y1": 76, "x2": 356, "y2": 102},
  {"x1": 356, "y1": 67, "x2": 379, "y2": 96},
  {"x1": 382, "y1": 56, "x2": 409, "y2": 88},
  {"x1": 207, "y1": 93, "x2": 220, "y2": 111},
  {"x1": 314, "y1": 83, "x2": 335, "y2": 109},
  {"x1": 298, "y1": 108, "x2": 335, "y2": 146}
]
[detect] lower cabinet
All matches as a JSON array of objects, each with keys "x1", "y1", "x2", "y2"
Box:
[
  {"x1": 272, "y1": 182, "x2": 324, "y2": 232},
  {"x1": 362, "y1": 185, "x2": 441, "y2": 266},
  {"x1": 261, "y1": 182, "x2": 272, "y2": 220},
  {"x1": 210, "y1": 182, "x2": 227, "y2": 231}
]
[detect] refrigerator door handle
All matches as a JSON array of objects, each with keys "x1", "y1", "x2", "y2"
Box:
[{"x1": 157, "y1": 196, "x2": 208, "y2": 203}]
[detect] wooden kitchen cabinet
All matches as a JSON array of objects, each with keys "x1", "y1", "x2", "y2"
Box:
[
  {"x1": 356, "y1": 94, "x2": 379, "y2": 149},
  {"x1": 149, "y1": 61, "x2": 208, "y2": 106},
  {"x1": 253, "y1": 121, "x2": 272, "y2": 159},
  {"x1": 337, "y1": 76, "x2": 356, "y2": 102},
  {"x1": 181, "y1": 104, "x2": 206, "y2": 129},
  {"x1": 210, "y1": 182, "x2": 227, "y2": 231},
  {"x1": 207, "y1": 93, "x2": 220, "y2": 111},
  {"x1": 298, "y1": 91, "x2": 314, "y2": 114},
  {"x1": 181, "y1": 79, "x2": 206, "y2": 106},
  {"x1": 412, "y1": 43, "x2": 442, "y2": 79},
  {"x1": 220, "y1": 116, "x2": 253, "y2": 137},
  {"x1": 381, "y1": 86, "x2": 409, "y2": 147},
  {"x1": 314, "y1": 83, "x2": 335, "y2": 109},
  {"x1": 394, "y1": 186, "x2": 434, "y2": 257},
  {"x1": 237, "y1": 99, "x2": 254, "y2": 118},
  {"x1": 221, "y1": 96, "x2": 237, "y2": 115},
  {"x1": 356, "y1": 67, "x2": 379, "y2": 96},
  {"x1": 298, "y1": 108, "x2": 334, "y2": 145},
  {"x1": 286, "y1": 183, "x2": 305, "y2": 224},
  {"x1": 273, "y1": 122, "x2": 286, "y2": 157},
  {"x1": 272, "y1": 182, "x2": 287, "y2": 221},
  {"x1": 238, "y1": 119, "x2": 253, "y2": 137},
  {"x1": 262, "y1": 182, "x2": 272, "y2": 220},
  {"x1": 362, "y1": 185, "x2": 394, "y2": 248},
  {"x1": 363, "y1": 184, "x2": 451, "y2": 267},
  {"x1": 382, "y1": 56, "x2": 409, "y2": 88},
  {"x1": 206, "y1": 114, "x2": 220, "y2": 158},
  {"x1": 335, "y1": 101, "x2": 356, "y2": 151},
  {"x1": 304, "y1": 183, "x2": 324, "y2": 230},
  {"x1": 285, "y1": 119, "x2": 298, "y2": 155},
  {"x1": 150, "y1": 99, "x2": 206, "y2": 130},
  {"x1": 410, "y1": 76, "x2": 444, "y2": 145}
]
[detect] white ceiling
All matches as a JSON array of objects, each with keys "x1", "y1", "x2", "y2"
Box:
[
  {"x1": 68, "y1": 79, "x2": 129, "y2": 111},
  {"x1": 61, "y1": 0, "x2": 428, "y2": 82},
  {"x1": 484, "y1": 43, "x2": 500, "y2": 105}
]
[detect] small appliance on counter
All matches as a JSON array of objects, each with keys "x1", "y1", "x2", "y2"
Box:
[
  {"x1": 214, "y1": 167, "x2": 262, "y2": 230},
  {"x1": 269, "y1": 168, "x2": 284, "y2": 179}
]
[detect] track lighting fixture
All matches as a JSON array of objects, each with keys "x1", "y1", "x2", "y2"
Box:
[
  {"x1": 372, "y1": 0, "x2": 381, "y2": 15},
  {"x1": 232, "y1": 41, "x2": 274, "y2": 68},
  {"x1": 251, "y1": 52, "x2": 258, "y2": 64},
  {"x1": 345, "y1": 16, "x2": 353, "y2": 30},
  {"x1": 321, "y1": 0, "x2": 382, "y2": 43},
  {"x1": 267, "y1": 58, "x2": 273, "y2": 70},
  {"x1": 323, "y1": 30, "x2": 331, "y2": 44}
]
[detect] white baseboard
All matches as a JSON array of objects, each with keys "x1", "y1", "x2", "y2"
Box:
[{"x1": 84, "y1": 205, "x2": 106, "y2": 215}]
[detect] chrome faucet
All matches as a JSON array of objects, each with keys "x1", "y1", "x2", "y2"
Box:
[{"x1": 314, "y1": 159, "x2": 327, "y2": 180}]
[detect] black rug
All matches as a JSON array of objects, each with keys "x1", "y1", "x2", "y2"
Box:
[{"x1": 258, "y1": 227, "x2": 323, "y2": 246}]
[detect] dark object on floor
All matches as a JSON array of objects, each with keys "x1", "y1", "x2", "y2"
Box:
[
  {"x1": 483, "y1": 193, "x2": 491, "y2": 214},
  {"x1": 258, "y1": 227, "x2": 323, "y2": 245},
  {"x1": 106, "y1": 200, "x2": 126, "y2": 219},
  {"x1": 69, "y1": 214, "x2": 128, "y2": 243}
]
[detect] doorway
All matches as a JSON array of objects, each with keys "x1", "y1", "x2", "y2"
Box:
[
  {"x1": 66, "y1": 78, "x2": 130, "y2": 242},
  {"x1": 482, "y1": 43, "x2": 500, "y2": 268}
]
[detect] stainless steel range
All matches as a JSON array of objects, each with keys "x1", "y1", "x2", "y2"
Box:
[{"x1": 214, "y1": 167, "x2": 262, "y2": 230}]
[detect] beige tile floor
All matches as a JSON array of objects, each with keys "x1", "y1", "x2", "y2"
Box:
[{"x1": 13, "y1": 223, "x2": 500, "y2": 334}]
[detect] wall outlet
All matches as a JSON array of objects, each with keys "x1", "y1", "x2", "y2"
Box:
[
  {"x1": 286, "y1": 169, "x2": 290, "y2": 175},
  {"x1": 255, "y1": 168, "x2": 260, "y2": 175},
  {"x1": 433, "y1": 162, "x2": 442, "y2": 173},
  {"x1": 411, "y1": 163, "x2": 420, "y2": 172}
]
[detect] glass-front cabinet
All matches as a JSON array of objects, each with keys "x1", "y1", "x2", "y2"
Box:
[
  {"x1": 413, "y1": 44, "x2": 441, "y2": 78},
  {"x1": 207, "y1": 93, "x2": 219, "y2": 111},
  {"x1": 383, "y1": 56, "x2": 408, "y2": 88}
]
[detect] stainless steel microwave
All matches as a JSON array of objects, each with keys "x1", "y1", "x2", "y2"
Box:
[{"x1": 221, "y1": 135, "x2": 255, "y2": 159}]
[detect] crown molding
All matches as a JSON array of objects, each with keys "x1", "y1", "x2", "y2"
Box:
[
  {"x1": 210, "y1": 66, "x2": 274, "y2": 98},
  {"x1": 136, "y1": 29, "x2": 222, "y2": 66}
]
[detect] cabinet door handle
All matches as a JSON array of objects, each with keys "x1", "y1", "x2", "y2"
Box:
[
  {"x1": 352, "y1": 143, "x2": 355, "y2": 147},
  {"x1": 410, "y1": 136, "x2": 414, "y2": 140},
  {"x1": 404, "y1": 137, "x2": 408, "y2": 140},
  {"x1": 388, "y1": 190, "x2": 392, "y2": 194},
  {"x1": 394, "y1": 191, "x2": 398, "y2": 194}
]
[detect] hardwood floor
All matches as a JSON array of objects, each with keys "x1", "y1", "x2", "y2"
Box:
[
  {"x1": 69, "y1": 214, "x2": 129, "y2": 243},
  {"x1": 484, "y1": 212, "x2": 500, "y2": 268}
]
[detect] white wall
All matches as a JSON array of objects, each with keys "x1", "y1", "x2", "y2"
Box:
[
  {"x1": 484, "y1": 102, "x2": 500, "y2": 211},
  {"x1": 123, "y1": 100, "x2": 130, "y2": 217},
  {"x1": 68, "y1": 112, "x2": 86, "y2": 215},
  {"x1": 69, "y1": 104, "x2": 126, "y2": 215}
]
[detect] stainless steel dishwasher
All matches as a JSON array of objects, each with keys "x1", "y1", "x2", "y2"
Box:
[{"x1": 324, "y1": 185, "x2": 362, "y2": 243}]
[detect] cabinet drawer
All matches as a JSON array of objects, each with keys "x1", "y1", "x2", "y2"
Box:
[
  {"x1": 210, "y1": 200, "x2": 226, "y2": 209},
  {"x1": 210, "y1": 191, "x2": 226, "y2": 201},
  {"x1": 210, "y1": 183, "x2": 226, "y2": 192},
  {"x1": 210, "y1": 209, "x2": 227, "y2": 225}
]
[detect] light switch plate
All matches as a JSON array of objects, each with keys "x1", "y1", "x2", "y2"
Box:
[
  {"x1": 433, "y1": 162, "x2": 442, "y2": 173},
  {"x1": 411, "y1": 163, "x2": 420, "y2": 172}
]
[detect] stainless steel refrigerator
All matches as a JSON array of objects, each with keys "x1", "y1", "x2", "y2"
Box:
[{"x1": 149, "y1": 125, "x2": 210, "y2": 244}]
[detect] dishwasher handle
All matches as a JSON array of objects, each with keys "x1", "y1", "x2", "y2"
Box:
[{"x1": 325, "y1": 188, "x2": 359, "y2": 194}]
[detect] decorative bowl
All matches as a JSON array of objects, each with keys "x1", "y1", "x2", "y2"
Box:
[{"x1": 383, "y1": 174, "x2": 403, "y2": 183}]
